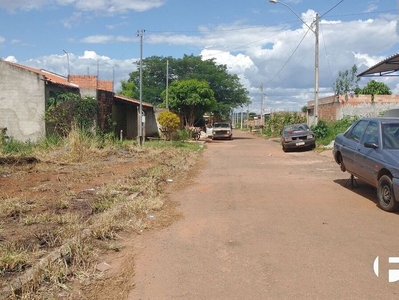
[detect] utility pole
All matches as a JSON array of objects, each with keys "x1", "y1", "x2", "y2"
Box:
[
  {"x1": 166, "y1": 59, "x2": 169, "y2": 109},
  {"x1": 268, "y1": 0, "x2": 319, "y2": 126},
  {"x1": 63, "y1": 49, "x2": 70, "y2": 82},
  {"x1": 137, "y1": 29, "x2": 145, "y2": 146},
  {"x1": 314, "y1": 13, "x2": 319, "y2": 126},
  {"x1": 260, "y1": 83, "x2": 264, "y2": 135}
]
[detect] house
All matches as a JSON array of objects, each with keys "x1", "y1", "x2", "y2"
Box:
[
  {"x1": 306, "y1": 53, "x2": 399, "y2": 123},
  {"x1": 307, "y1": 94, "x2": 399, "y2": 123},
  {"x1": 0, "y1": 60, "x2": 157, "y2": 142}
]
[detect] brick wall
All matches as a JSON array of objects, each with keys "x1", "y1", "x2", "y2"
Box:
[
  {"x1": 98, "y1": 80, "x2": 113, "y2": 92},
  {"x1": 68, "y1": 75, "x2": 114, "y2": 92},
  {"x1": 69, "y1": 75, "x2": 98, "y2": 89},
  {"x1": 308, "y1": 94, "x2": 399, "y2": 121}
]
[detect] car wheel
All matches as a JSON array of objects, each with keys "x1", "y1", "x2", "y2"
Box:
[
  {"x1": 337, "y1": 152, "x2": 346, "y2": 172},
  {"x1": 282, "y1": 145, "x2": 287, "y2": 152},
  {"x1": 377, "y1": 175, "x2": 398, "y2": 212}
]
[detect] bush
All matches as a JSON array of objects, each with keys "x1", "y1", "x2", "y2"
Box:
[
  {"x1": 313, "y1": 116, "x2": 357, "y2": 146},
  {"x1": 263, "y1": 112, "x2": 307, "y2": 137},
  {"x1": 311, "y1": 120, "x2": 329, "y2": 140},
  {"x1": 157, "y1": 111, "x2": 180, "y2": 141}
]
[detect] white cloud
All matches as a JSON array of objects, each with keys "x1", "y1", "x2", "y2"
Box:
[
  {"x1": 80, "y1": 35, "x2": 136, "y2": 44},
  {"x1": 5, "y1": 5, "x2": 399, "y2": 113},
  {"x1": 4, "y1": 56, "x2": 18, "y2": 63},
  {"x1": 0, "y1": 0, "x2": 166, "y2": 13},
  {"x1": 0, "y1": 0, "x2": 48, "y2": 12},
  {"x1": 19, "y1": 51, "x2": 136, "y2": 93}
]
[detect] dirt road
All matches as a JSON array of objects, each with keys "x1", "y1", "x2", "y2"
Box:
[{"x1": 128, "y1": 130, "x2": 399, "y2": 299}]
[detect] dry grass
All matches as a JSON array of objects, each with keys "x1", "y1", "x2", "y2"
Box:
[{"x1": 0, "y1": 131, "x2": 203, "y2": 299}]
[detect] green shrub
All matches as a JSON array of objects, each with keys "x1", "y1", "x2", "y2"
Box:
[
  {"x1": 311, "y1": 120, "x2": 329, "y2": 140},
  {"x1": 313, "y1": 116, "x2": 357, "y2": 146},
  {"x1": 157, "y1": 111, "x2": 180, "y2": 141}
]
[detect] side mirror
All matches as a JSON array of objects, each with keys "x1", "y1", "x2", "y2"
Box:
[{"x1": 364, "y1": 142, "x2": 378, "y2": 149}]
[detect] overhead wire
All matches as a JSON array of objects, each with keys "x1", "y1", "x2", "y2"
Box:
[{"x1": 265, "y1": 27, "x2": 312, "y2": 86}]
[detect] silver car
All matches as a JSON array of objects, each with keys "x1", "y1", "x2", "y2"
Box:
[{"x1": 333, "y1": 117, "x2": 399, "y2": 212}]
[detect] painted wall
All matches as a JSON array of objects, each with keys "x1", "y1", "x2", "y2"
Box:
[{"x1": 0, "y1": 61, "x2": 46, "y2": 142}]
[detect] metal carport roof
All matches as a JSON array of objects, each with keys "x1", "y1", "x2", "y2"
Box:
[{"x1": 357, "y1": 53, "x2": 399, "y2": 77}]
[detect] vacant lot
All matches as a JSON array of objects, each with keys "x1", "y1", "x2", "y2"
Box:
[{"x1": 0, "y1": 140, "x2": 203, "y2": 299}]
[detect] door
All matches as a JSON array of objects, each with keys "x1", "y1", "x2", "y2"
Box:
[{"x1": 354, "y1": 121, "x2": 381, "y2": 185}]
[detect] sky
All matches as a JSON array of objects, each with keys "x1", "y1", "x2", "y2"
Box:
[{"x1": 1, "y1": 0, "x2": 399, "y2": 114}]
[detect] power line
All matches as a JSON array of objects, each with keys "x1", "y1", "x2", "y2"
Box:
[{"x1": 265, "y1": 27, "x2": 312, "y2": 86}]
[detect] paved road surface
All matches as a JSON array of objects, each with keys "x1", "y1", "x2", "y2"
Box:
[{"x1": 128, "y1": 130, "x2": 399, "y2": 299}]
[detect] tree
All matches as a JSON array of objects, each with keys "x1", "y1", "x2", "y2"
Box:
[
  {"x1": 334, "y1": 64, "x2": 360, "y2": 101},
  {"x1": 358, "y1": 80, "x2": 392, "y2": 102},
  {"x1": 162, "y1": 79, "x2": 217, "y2": 127},
  {"x1": 120, "y1": 55, "x2": 249, "y2": 119},
  {"x1": 119, "y1": 80, "x2": 136, "y2": 98}
]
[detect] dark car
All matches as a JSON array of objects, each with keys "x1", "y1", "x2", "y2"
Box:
[
  {"x1": 280, "y1": 123, "x2": 315, "y2": 152},
  {"x1": 333, "y1": 117, "x2": 399, "y2": 212}
]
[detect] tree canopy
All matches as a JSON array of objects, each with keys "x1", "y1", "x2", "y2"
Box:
[
  {"x1": 162, "y1": 79, "x2": 217, "y2": 126},
  {"x1": 334, "y1": 64, "x2": 393, "y2": 103},
  {"x1": 358, "y1": 79, "x2": 391, "y2": 102},
  {"x1": 333, "y1": 64, "x2": 360, "y2": 100},
  {"x1": 119, "y1": 54, "x2": 249, "y2": 122}
]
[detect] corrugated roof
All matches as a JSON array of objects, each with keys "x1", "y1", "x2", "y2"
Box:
[
  {"x1": 1, "y1": 60, "x2": 79, "y2": 88},
  {"x1": 114, "y1": 94, "x2": 153, "y2": 108},
  {"x1": 357, "y1": 53, "x2": 399, "y2": 77}
]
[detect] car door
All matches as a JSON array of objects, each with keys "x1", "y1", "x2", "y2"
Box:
[
  {"x1": 354, "y1": 121, "x2": 381, "y2": 185},
  {"x1": 340, "y1": 120, "x2": 369, "y2": 175}
]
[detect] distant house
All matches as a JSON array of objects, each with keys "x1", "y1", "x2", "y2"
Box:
[
  {"x1": 306, "y1": 53, "x2": 399, "y2": 123},
  {"x1": 0, "y1": 60, "x2": 157, "y2": 142},
  {"x1": 307, "y1": 94, "x2": 399, "y2": 123}
]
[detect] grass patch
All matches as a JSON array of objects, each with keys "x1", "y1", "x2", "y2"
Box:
[
  {"x1": 0, "y1": 242, "x2": 31, "y2": 275},
  {"x1": 0, "y1": 127, "x2": 203, "y2": 298}
]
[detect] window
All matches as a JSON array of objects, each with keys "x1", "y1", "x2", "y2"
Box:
[
  {"x1": 382, "y1": 123, "x2": 399, "y2": 149},
  {"x1": 361, "y1": 122, "x2": 379, "y2": 145},
  {"x1": 345, "y1": 120, "x2": 368, "y2": 142}
]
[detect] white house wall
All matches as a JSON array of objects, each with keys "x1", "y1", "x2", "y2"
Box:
[{"x1": 0, "y1": 62, "x2": 45, "y2": 142}]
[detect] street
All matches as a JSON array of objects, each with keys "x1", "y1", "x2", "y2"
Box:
[{"x1": 128, "y1": 130, "x2": 399, "y2": 299}]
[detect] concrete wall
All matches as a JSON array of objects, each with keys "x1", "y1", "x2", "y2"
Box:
[
  {"x1": 112, "y1": 100, "x2": 157, "y2": 139},
  {"x1": 0, "y1": 61, "x2": 46, "y2": 142},
  {"x1": 308, "y1": 94, "x2": 399, "y2": 122},
  {"x1": 145, "y1": 107, "x2": 159, "y2": 136}
]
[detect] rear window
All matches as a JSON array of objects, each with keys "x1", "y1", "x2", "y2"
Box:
[{"x1": 283, "y1": 124, "x2": 309, "y2": 134}]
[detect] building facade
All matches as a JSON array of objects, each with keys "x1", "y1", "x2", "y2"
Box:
[{"x1": 0, "y1": 60, "x2": 157, "y2": 142}]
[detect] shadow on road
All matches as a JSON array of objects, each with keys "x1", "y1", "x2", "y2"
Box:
[{"x1": 333, "y1": 178, "x2": 378, "y2": 207}]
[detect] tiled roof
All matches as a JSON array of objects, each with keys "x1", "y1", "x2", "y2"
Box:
[
  {"x1": 1, "y1": 60, "x2": 79, "y2": 88},
  {"x1": 114, "y1": 94, "x2": 153, "y2": 108}
]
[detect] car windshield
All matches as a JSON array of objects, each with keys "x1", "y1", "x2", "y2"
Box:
[
  {"x1": 382, "y1": 123, "x2": 399, "y2": 150},
  {"x1": 214, "y1": 123, "x2": 230, "y2": 128},
  {"x1": 284, "y1": 124, "x2": 309, "y2": 134}
]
